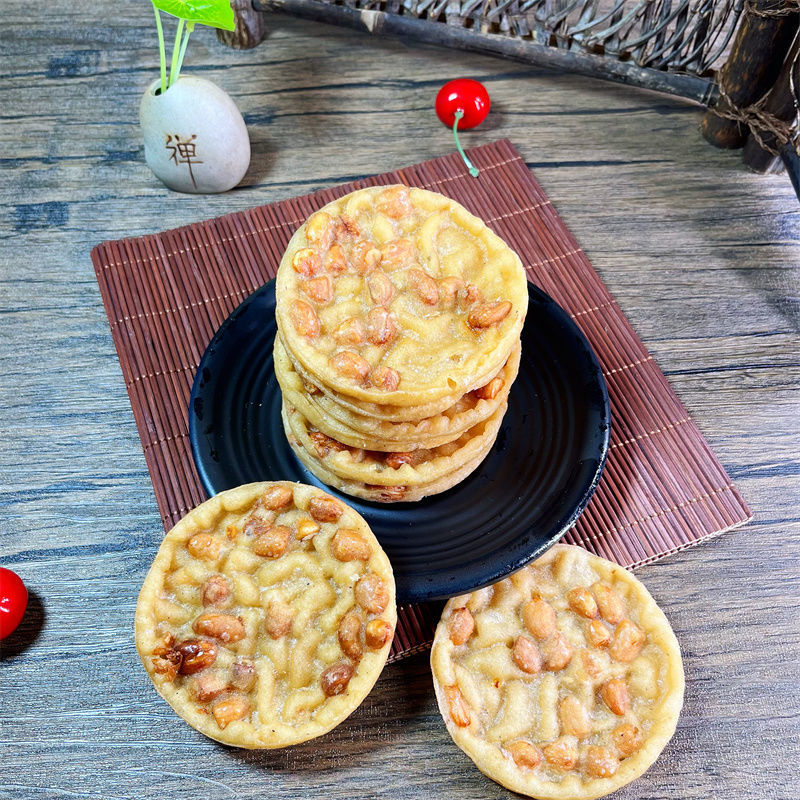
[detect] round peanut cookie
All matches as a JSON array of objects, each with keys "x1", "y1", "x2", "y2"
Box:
[
  {"x1": 281, "y1": 398, "x2": 505, "y2": 491},
  {"x1": 275, "y1": 334, "x2": 520, "y2": 451},
  {"x1": 275, "y1": 184, "x2": 528, "y2": 407},
  {"x1": 430, "y1": 544, "x2": 684, "y2": 800},
  {"x1": 135, "y1": 482, "x2": 396, "y2": 748},
  {"x1": 282, "y1": 407, "x2": 498, "y2": 503},
  {"x1": 283, "y1": 333, "x2": 499, "y2": 423}
]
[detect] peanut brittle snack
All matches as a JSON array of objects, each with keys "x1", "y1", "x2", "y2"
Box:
[
  {"x1": 281, "y1": 400, "x2": 506, "y2": 503},
  {"x1": 275, "y1": 184, "x2": 528, "y2": 408},
  {"x1": 283, "y1": 329, "x2": 516, "y2": 424},
  {"x1": 274, "y1": 335, "x2": 520, "y2": 452},
  {"x1": 430, "y1": 544, "x2": 684, "y2": 800},
  {"x1": 135, "y1": 482, "x2": 396, "y2": 748},
  {"x1": 273, "y1": 185, "x2": 527, "y2": 502}
]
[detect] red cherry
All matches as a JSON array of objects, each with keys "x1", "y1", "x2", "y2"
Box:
[
  {"x1": 0, "y1": 568, "x2": 28, "y2": 639},
  {"x1": 435, "y1": 79, "x2": 490, "y2": 130}
]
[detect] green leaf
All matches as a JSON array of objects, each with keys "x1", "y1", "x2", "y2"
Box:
[{"x1": 151, "y1": 0, "x2": 235, "y2": 30}]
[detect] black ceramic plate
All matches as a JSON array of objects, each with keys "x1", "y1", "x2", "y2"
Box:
[{"x1": 189, "y1": 280, "x2": 610, "y2": 603}]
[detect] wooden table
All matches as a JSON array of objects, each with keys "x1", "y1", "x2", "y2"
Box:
[{"x1": 2, "y1": 3, "x2": 798, "y2": 798}]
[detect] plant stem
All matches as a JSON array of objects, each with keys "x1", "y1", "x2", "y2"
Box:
[
  {"x1": 173, "y1": 21, "x2": 195, "y2": 88},
  {"x1": 168, "y1": 18, "x2": 185, "y2": 88},
  {"x1": 452, "y1": 111, "x2": 479, "y2": 178},
  {"x1": 152, "y1": 3, "x2": 167, "y2": 95}
]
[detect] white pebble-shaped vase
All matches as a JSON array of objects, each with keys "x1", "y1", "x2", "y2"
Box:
[{"x1": 140, "y1": 76, "x2": 250, "y2": 194}]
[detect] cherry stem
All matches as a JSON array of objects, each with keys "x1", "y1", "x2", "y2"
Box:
[{"x1": 452, "y1": 110, "x2": 479, "y2": 178}]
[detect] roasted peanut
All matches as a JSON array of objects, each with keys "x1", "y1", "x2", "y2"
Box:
[
  {"x1": 593, "y1": 582, "x2": 626, "y2": 624},
  {"x1": 296, "y1": 517, "x2": 321, "y2": 540},
  {"x1": 302, "y1": 275, "x2": 333, "y2": 304},
  {"x1": 264, "y1": 598, "x2": 294, "y2": 638},
  {"x1": 379, "y1": 238, "x2": 417, "y2": 271},
  {"x1": 370, "y1": 365, "x2": 400, "y2": 391},
  {"x1": 201, "y1": 574, "x2": 232, "y2": 608},
  {"x1": 512, "y1": 635, "x2": 542, "y2": 674},
  {"x1": 326, "y1": 242, "x2": 348, "y2": 274},
  {"x1": 468, "y1": 301, "x2": 512, "y2": 329},
  {"x1": 444, "y1": 685, "x2": 470, "y2": 727},
  {"x1": 187, "y1": 532, "x2": 223, "y2": 561},
  {"x1": 522, "y1": 597, "x2": 556, "y2": 640},
  {"x1": 580, "y1": 648, "x2": 605, "y2": 678},
  {"x1": 600, "y1": 678, "x2": 630, "y2": 715},
  {"x1": 367, "y1": 269, "x2": 394, "y2": 305},
  {"x1": 354, "y1": 573, "x2": 389, "y2": 613},
  {"x1": 407, "y1": 268, "x2": 439, "y2": 305},
  {"x1": 291, "y1": 247, "x2": 322, "y2": 277},
  {"x1": 448, "y1": 607, "x2": 475, "y2": 646},
  {"x1": 334, "y1": 215, "x2": 360, "y2": 240},
  {"x1": 289, "y1": 299, "x2": 320, "y2": 338},
  {"x1": 365, "y1": 619, "x2": 393, "y2": 649},
  {"x1": 309, "y1": 431, "x2": 350, "y2": 458},
  {"x1": 211, "y1": 693, "x2": 250, "y2": 729},
  {"x1": 350, "y1": 241, "x2": 381, "y2": 273},
  {"x1": 337, "y1": 612, "x2": 363, "y2": 661},
  {"x1": 243, "y1": 518, "x2": 269, "y2": 539},
  {"x1": 383, "y1": 451, "x2": 418, "y2": 470},
  {"x1": 332, "y1": 528, "x2": 372, "y2": 562},
  {"x1": 377, "y1": 185, "x2": 413, "y2": 218},
  {"x1": 586, "y1": 619, "x2": 611, "y2": 648},
  {"x1": 609, "y1": 619, "x2": 645, "y2": 662},
  {"x1": 366, "y1": 306, "x2": 397, "y2": 346},
  {"x1": 231, "y1": 660, "x2": 256, "y2": 691},
  {"x1": 507, "y1": 740, "x2": 542, "y2": 769},
  {"x1": 567, "y1": 586, "x2": 599, "y2": 619},
  {"x1": 584, "y1": 746, "x2": 619, "y2": 778},
  {"x1": 332, "y1": 317, "x2": 366, "y2": 346},
  {"x1": 473, "y1": 377, "x2": 504, "y2": 401},
  {"x1": 261, "y1": 484, "x2": 293, "y2": 510},
  {"x1": 331, "y1": 350, "x2": 371, "y2": 383},
  {"x1": 152, "y1": 630, "x2": 175, "y2": 656},
  {"x1": 309, "y1": 495, "x2": 344, "y2": 523},
  {"x1": 543, "y1": 738, "x2": 578, "y2": 770},
  {"x1": 321, "y1": 662, "x2": 354, "y2": 696},
  {"x1": 193, "y1": 613, "x2": 246, "y2": 644},
  {"x1": 189, "y1": 671, "x2": 228, "y2": 702},
  {"x1": 541, "y1": 631, "x2": 574, "y2": 671},
  {"x1": 175, "y1": 638, "x2": 218, "y2": 674},
  {"x1": 305, "y1": 211, "x2": 334, "y2": 249},
  {"x1": 253, "y1": 525, "x2": 292, "y2": 558},
  {"x1": 612, "y1": 723, "x2": 643, "y2": 757},
  {"x1": 368, "y1": 484, "x2": 408, "y2": 501},
  {"x1": 560, "y1": 695, "x2": 591, "y2": 739},
  {"x1": 458, "y1": 283, "x2": 482, "y2": 308},
  {"x1": 439, "y1": 276, "x2": 465, "y2": 309},
  {"x1": 151, "y1": 651, "x2": 181, "y2": 681}
]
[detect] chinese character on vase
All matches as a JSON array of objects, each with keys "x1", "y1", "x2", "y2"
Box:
[{"x1": 165, "y1": 134, "x2": 203, "y2": 189}]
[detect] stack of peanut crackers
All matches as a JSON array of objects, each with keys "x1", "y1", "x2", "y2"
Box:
[{"x1": 273, "y1": 185, "x2": 529, "y2": 503}]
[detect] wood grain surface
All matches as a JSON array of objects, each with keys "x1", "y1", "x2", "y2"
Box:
[{"x1": 1, "y1": 3, "x2": 798, "y2": 799}]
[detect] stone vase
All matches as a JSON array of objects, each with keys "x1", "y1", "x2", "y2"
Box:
[{"x1": 139, "y1": 76, "x2": 250, "y2": 194}]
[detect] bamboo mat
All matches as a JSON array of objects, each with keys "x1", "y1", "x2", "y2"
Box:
[{"x1": 92, "y1": 139, "x2": 751, "y2": 663}]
